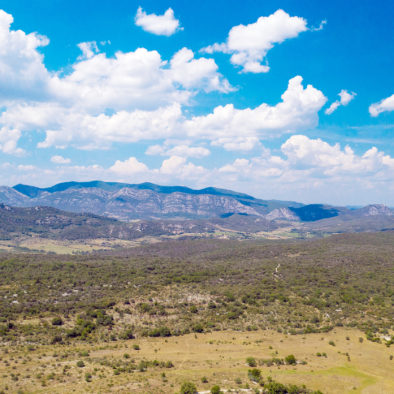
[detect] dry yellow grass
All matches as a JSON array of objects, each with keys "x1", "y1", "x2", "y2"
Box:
[
  {"x1": 0, "y1": 237, "x2": 151, "y2": 254},
  {"x1": 0, "y1": 328, "x2": 392, "y2": 393}
]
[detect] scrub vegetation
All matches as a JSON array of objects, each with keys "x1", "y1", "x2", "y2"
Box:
[{"x1": 0, "y1": 232, "x2": 393, "y2": 392}]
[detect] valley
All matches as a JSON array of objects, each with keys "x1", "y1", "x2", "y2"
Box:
[
  {"x1": 0, "y1": 233, "x2": 393, "y2": 393},
  {"x1": 0, "y1": 182, "x2": 393, "y2": 255},
  {"x1": 0, "y1": 182, "x2": 393, "y2": 393}
]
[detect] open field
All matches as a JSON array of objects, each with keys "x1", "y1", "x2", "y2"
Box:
[
  {"x1": 0, "y1": 328, "x2": 392, "y2": 393},
  {"x1": 0, "y1": 230, "x2": 305, "y2": 255},
  {"x1": 0, "y1": 233, "x2": 393, "y2": 393},
  {"x1": 0, "y1": 238, "x2": 145, "y2": 254}
]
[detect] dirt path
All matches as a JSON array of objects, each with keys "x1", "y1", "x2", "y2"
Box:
[{"x1": 273, "y1": 263, "x2": 281, "y2": 281}]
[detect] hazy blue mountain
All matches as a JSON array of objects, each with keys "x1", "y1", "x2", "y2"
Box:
[
  {"x1": 0, "y1": 182, "x2": 391, "y2": 228},
  {"x1": 303, "y1": 204, "x2": 394, "y2": 233},
  {"x1": 7, "y1": 181, "x2": 303, "y2": 220},
  {"x1": 289, "y1": 204, "x2": 349, "y2": 222}
]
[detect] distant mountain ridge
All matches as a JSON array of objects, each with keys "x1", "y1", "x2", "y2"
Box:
[
  {"x1": 0, "y1": 181, "x2": 392, "y2": 225},
  {"x1": 1, "y1": 181, "x2": 304, "y2": 221},
  {"x1": 13, "y1": 181, "x2": 258, "y2": 200}
]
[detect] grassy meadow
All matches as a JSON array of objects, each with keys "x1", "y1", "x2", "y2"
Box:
[{"x1": 0, "y1": 328, "x2": 392, "y2": 393}]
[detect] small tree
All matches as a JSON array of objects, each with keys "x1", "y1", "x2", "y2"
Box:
[
  {"x1": 246, "y1": 357, "x2": 257, "y2": 367},
  {"x1": 211, "y1": 385, "x2": 221, "y2": 394},
  {"x1": 285, "y1": 354, "x2": 296, "y2": 365},
  {"x1": 248, "y1": 368, "x2": 262, "y2": 382},
  {"x1": 180, "y1": 382, "x2": 198, "y2": 394}
]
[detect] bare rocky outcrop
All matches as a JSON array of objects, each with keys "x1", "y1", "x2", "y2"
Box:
[{"x1": 265, "y1": 208, "x2": 299, "y2": 221}]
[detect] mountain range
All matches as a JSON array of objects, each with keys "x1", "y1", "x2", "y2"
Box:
[
  {"x1": 0, "y1": 181, "x2": 393, "y2": 244},
  {"x1": 2, "y1": 180, "x2": 305, "y2": 220}
]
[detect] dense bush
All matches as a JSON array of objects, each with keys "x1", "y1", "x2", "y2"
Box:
[
  {"x1": 210, "y1": 385, "x2": 221, "y2": 394},
  {"x1": 285, "y1": 354, "x2": 297, "y2": 365},
  {"x1": 0, "y1": 233, "x2": 392, "y2": 344},
  {"x1": 51, "y1": 317, "x2": 63, "y2": 326},
  {"x1": 180, "y1": 381, "x2": 198, "y2": 394}
]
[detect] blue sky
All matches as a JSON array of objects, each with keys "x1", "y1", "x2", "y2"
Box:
[{"x1": 0, "y1": 0, "x2": 393, "y2": 205}]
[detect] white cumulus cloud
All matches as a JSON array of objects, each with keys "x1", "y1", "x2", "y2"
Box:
[
  {"x1": 0, "y1": 9, "x2": 50, "y2": 103},
  {"x1": 36, "y1": 104, "x2": 183, "y2": 149},
  {"x1": 170, "y1": 47, "x2": 233, "y2": 93},
  {"x1": 50, "y1": 48, "x2": 190, "y2": 112},
  {"x1": 0, "y1": 126, "x2": 23, "y2": 155},
  {"x1": 77, "y1": 41, "x2": 99, "y2": 59},
  {"x1": 109, "y1": 157, "x2": 149, "y2": 175},
  {"x1": 219, "y1": 135, "x2": 394, "y2": 185},
  {"x1": 0, "y1": 10, "x2": 328, "y2": 156},
  {"x1": 184, "y1": 76, "x2": 327, "y2": 148},
  {"x1": 135, "y1": 7, "x2": 182, "y2": 36},
  {"x1": 325, "y1": 89, "x2": 356, "y2": 115},
  {"x1": 0, "y1": 13, "x2": 230, "y2": 153},
  {"x1": 159, "y1": 155, "x2": 207, "y2": 179},
  {"x1": 369, "y1": 94, "x2": 394, "y2": 117},
  {"x1": 51, "y1": 155, "x2": 71, "y2": 164},
  {"x1": 281, "y1": 135, "x2": 394, "y2": 175},
  {"x1": 202, "y1": 9, "x2": 308, "y2": 73}
]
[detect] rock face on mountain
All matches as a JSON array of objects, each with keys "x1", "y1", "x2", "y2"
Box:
[
  {"x1": 357, "y1": 204, "x2": 393, "y2": 216},
  {"x1": 2, "y1": 181, "x2": 302, "y2": 221},
  {"x1": 0, "y1": 187, "x2": 29, "y2": 206},
  {"x1": 265, "y1": 208, "x2": 299, "y2": 221}
]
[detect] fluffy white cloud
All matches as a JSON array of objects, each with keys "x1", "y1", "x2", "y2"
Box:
[
  {"x1": 135, "y1": 7, "x2": 182, "y2": 36},
  {"x1": 0, "y1": 127, "x2": 23, "y2": 155},
  {"x1": 49, "y1": 46, "x2": 230, "y2": 111},
  {"x1": 170, "y1": 48, "x2": 233, "y2": 93},
  {"x1": 202, "y1": 9, "x2": 308, "y2": 73},
  {"x1": 0, "y1": 10, "x2": 50, "y2": 102},
  {"x1": 211, "y1": 137, "x2": 260, "y2": 151},
  {"x1": 369, "y1": 94, "x2": 394, "y2": 117},
  {"x1": 36, "y1": 104, "x2": 183, "y2": 149},
  {"x1": 219, "y1": 151, "x2": 286, "y2": 179},
  {"x1": 281, "y1": 135, "x2": 394, "y2": 175},
  {"x1": 0, "y1": 10, "x2": 327, "y2": 156},
  {"x1": 109, "y1": 157, "x2": 148, "y2": 175},
  {"x1": 0, "y1": 9, "x2": 235, "y2": 153},
  {"x1": 2, "y1": 102, "x2": 181, "y2": 149},
  {"x1": 1, "y1": 71, "x2": 325, "y2": 152},
  {"x1": 184, "y1": 76, "x2": 326, "y2": 146},
  {"x1": 218, "y1": 135, "x2": 394, "y2": 198},
  {"x1": 108, "y1": 155, "x2": 208, "y2": 183},
  {"x1": 159, "y1": 155, "x2": 207, "y2": 179},
  {"x1": 325, "y1": 89, "x2": 356, "y2": 115},
  {"x1": 77, "y1": 41, "x2": 99, "y2": 59},
  {"x1": 50, "y1": 48, "x2": 190, "y2": 112},
  {"x1": 51, "y1": 155, "x2": 71, "y2": 164},
  {"x1": 146, "y1": 142, "x2": 210, "y2": 158}
]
